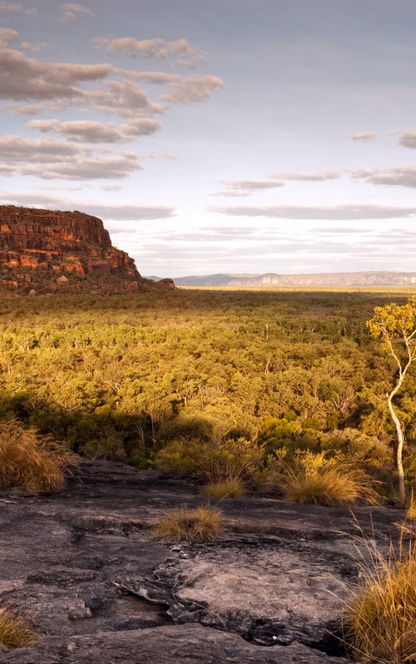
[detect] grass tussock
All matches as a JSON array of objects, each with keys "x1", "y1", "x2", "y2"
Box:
[
  {"x1": 406, "y1": 492, "x2": 416, "y2": 521},
  {"x1": 343, "y1": 530, "x2": 416, "y2": 663},
  {"x1": 153, "y1": 505, "x2": 225, "y2": 543},
  {"x1": 281, "y1": 451, "x2": 379, "y2": 507},
  {"x1": 201, "y1": 477, "x2": 246, "y2": 498},
  {"x1": 0, "y1": 419, "x2": 78, "y2": 494},
  {"x1": 0, "y1": 608, "x2": 39, "y2": 649}
]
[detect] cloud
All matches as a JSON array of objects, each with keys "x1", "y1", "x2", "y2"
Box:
[
  {"x1": 345, "y1": 131, "x2": 378, "y2": 140},
  {"x1": 120, "y1": 117, "x2": 163, "y2": 137},
  {"x1": 212, "y1": 178, "x2": 285, "y2": 197},
  {"x1": 0, "y1": 191, "x2": 174, "y2": 220},
  {"x1": 224, "y1": 179, "x2": 285, "y2": 191},
  {"x1": 0, "y1": 134, "x2": 82, "y2": 162},
  {"x1": 26, "y1": 117, "x2": 163, "y2": 143},
  {"x1": 20, "y1": 153, "x2": 142, "y2": 180},
  {"x1": 60, "y1": 3, "x2": 92, "y2": 22},
  {"x1": 0, "y1": 135, "x2": 145, "y2": 180},
  {"x1": 399, "y1": 131, "x2": 416, "y2": 149},
  {"x1": 161, "y1": 74, "x2": 224, "y2": 103},
  {"x1": 212, "y1": 171, "x2": 340, "y2": 197},
  {"x1": 0, "y1": 2, "x2": 37, "y2": 14},
  {"x1": 210, "y1": 204, "x2": 416, "y2": 220},
  {"x1": 352, "y1": 166, "x2": 416, "y2": 188},
  {"x1": 0, "y1": 48, "x2": 113, "y2": 102},
  {"x1": 0, "y1": 28, "x2": 18, "y2": 48},
  {"x1": 93, "y1": 36, "x2": 205, "y2": 68},
  {"x1": 268, "y1": 171, "x2": 340, "y2": 181},
  {"x1": 84, "y1": 79, "x2": 165, "y2": 117},
  {"x1": 21, "y1": 41, "x2": 49, "y2": 53},
  {"x1": 0, "y1": 38, "x2": 223, "y2": 117},
  {"x1": 102, "y1": 184, "x2": 121, "y2": 191}
]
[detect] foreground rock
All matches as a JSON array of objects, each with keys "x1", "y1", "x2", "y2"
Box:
[{"x1": 0, "y1": 461, "x2": 403, "y2": 663}]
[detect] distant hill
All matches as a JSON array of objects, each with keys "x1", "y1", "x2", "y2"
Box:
[{"x1": 169, "y1": 272, "x2": 416, "y2": 288}]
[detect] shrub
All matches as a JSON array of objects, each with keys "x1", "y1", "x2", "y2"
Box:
[
  {"x1": 0, "y1": 419, "x2": 78, "y2": 494},
  {"x1": 201, "y1": 477, "x2": 245, "y2": 498},
  {"x1": 281, "y1": 451, "x2": 378, "y2": 507},
  {"x1": 343, "y1": 533, "x2": 416, "y2": 663},
  {"x1": 0, "y1": 608, "x2": 39, "y2": 649},
  {"x1": 155, "y1": 437, "x2": 264, "y2": 484},
  {"x1": 153, "y1": 505, "x2": 225, "y2": 543}
]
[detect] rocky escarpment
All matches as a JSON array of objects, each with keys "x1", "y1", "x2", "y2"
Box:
[
  {"x1": 0, "y1": 206, "x2": 155, "y2": 293},
  {"x1": 0, "y1": 460, "x2": 404, "y2": 663}
]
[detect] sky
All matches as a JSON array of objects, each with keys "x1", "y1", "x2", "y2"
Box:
[{"x1": 1, "y1": 0, "x2": 416, "y2": 277}]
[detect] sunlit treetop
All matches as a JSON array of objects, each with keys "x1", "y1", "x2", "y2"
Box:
[{"x1": 367, "y1": 297, "x2": 416, "y2": 343}]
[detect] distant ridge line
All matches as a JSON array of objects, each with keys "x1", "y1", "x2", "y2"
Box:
[{"x1": 146, "y1": 271, "x2": 416, "y2": 288}]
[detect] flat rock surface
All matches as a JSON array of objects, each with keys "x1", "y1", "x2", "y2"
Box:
[{"x1": 0, "y1": 460, "x2": 404, "y2": 663}]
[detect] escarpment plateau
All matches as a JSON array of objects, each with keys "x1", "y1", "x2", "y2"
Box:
[{"x1": 0, "y1": 206, "x2": 157, "y2": 293}]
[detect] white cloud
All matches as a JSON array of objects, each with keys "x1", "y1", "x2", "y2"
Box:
[
  {"x1": 0, "y1": 135, "x2": 144, "y2": 180},
  {"x1": 212, "y1": 178, "x2": 285, "y2": 197},
  {"x1": 21, "y1": 41, "x2": 49, "y2": 53},
  {"x1": 210, "y1": 204, "x2": 416, "y2": 220},
  {"x1": 212, "y1": 171, "x2": 340, "y2": 197},
  {"x1": 399, "y1": 131, "x2": 416, "y2": 149},
  {"x1": 60, "y1": 3, "x2": 92, "y2": 22},
  {"x1": 0, "y1": 191, "x2": 174, "y2": 219},
  {"x1": 0, "y1": 134, "x2": 82, "y2": 162},
  {"x1": 345, "y1": 131, "x2": 378, "y2": 140},
  {"x1": 0, "y1": 38, "x2": 223, "y2": 117},
  {"x1": 0, "y1": 28, "x2": 18, "y2": 48},
  {"x1": 352, "y1": 166, "x2": 416, "y2": 188},
  {"x1": 161, "y1": 74, "x2": 224, "y2": 103},
  {"x1": 93, "y1": 36, "x2": 205, "y2": 68},
  {"x1": 26, "y1": 117, "x2": 163, "y2": 143},
  {"x1": 268, "y1": 171, "x2": 340, "y2": 181},
  {"x1": 0, "y1": 2, "x2": 37, "y2": 14},
  {"x1": 20, "y1": 153, "x2": 142, "y2": 180}
]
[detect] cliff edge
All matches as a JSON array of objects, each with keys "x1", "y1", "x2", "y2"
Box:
[{"x1": 0, "y1": 205, "x2": 153, "y2": 293}]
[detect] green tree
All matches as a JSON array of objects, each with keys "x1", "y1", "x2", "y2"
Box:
[{"x1": 367, "y1": 297, "x2": 416, "y2": 504}]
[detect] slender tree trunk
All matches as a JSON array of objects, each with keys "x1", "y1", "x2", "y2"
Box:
[{"x1": 387, "y1": 382, "x2": 406, "y2": 505}]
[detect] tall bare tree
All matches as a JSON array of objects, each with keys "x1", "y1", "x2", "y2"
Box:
[{"x1": 368, "y1": 297, "x2": 416, "y2": 505}]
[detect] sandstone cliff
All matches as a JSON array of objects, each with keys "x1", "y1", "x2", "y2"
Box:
[{"x1": 0, "y1": 205, "x2": 145, "y2": 293}]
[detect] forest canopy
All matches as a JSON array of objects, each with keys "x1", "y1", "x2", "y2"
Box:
[{"x1": 1, "y1": 288, "x2": 415, "y2": 495}]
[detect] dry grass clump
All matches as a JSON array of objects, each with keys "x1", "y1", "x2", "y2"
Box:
[
  {"x1": 201, "y1": 477, "x2": 246, "y2": 498},
  {"x1": 0, "y1": 608, "x2": 39, "y2": 649},
  {"x1": 201, "y1": 477, "x2": 245, "y2": 498},
  {"x1": 343, "y1": 530, "x2": 416, "y2": 663},
  {"x1": 406, "y1": 493, "x2": 416, "y2": 521},
  {"x1": 0, "y1": 419, "x2": 78, "y2": 494},
  {"x1": 281, "y1": 451, "x2": 378, "y2": 507},
  {"x1": 153, "y1": 505, "x2": 225, "y2": 543}
]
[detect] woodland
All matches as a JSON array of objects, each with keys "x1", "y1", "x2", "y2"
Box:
[{"x1": 0, "y1": 287, "x2": 415, "y2": 500}]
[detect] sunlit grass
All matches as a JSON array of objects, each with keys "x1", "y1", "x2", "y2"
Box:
[
  {"x1": 201, "y1": 477, "x2": 246, "y2": 498},
  {"x1": 153, "y1": 505, "x2": 225, "y2": 543},
  {"x1": 343, "y1": 527, "x2": 416, "y2": 663},
  {"x1": 0, "y1": 419, "x2": 78, "y2": 494},
  {"x1": 0, "y1": 608, "x2": 39, "y2": 649},
  {"x1": 281, "y1": 452, "x2": 379, "y2": 507}
]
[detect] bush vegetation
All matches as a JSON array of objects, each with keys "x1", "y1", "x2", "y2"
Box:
[
  {"x1": 0, "y1": 419, "x2": 77, "y2": 494},
  {"x1": 153, "y1": 505, "x2": 225, "y2": 542},
  {"x1": 155, "y1": 437, "x2": 264, "y2": 484},
  {"x1": 0, "y1": 289, "x2": 415, "y2": 498},
  {"x1": 0, "y1": 608, "x2": 38, "y2": 649}
]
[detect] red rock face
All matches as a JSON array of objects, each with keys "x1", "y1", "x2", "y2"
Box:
[{"x1": 0, "y1": 206, "x2": 142, "y2": 292}]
